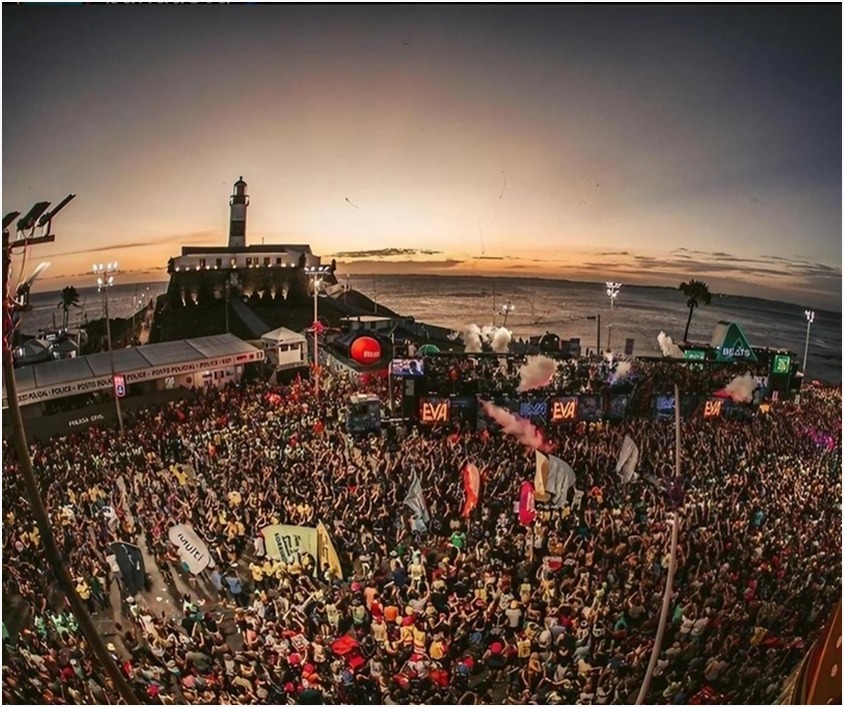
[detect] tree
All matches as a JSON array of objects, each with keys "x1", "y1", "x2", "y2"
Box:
[
  {"x1": 678, "y1": 279, "x2": 711, "y2": 341},
  {"x1": 57, "y1": 286, "x2": 80, "y2": 330}
]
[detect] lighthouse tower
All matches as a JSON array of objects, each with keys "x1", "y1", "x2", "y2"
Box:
[{"x1": 228, "y1": 176, "x2": 248, "y2": 248}]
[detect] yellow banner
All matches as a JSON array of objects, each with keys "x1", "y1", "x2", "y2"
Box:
[
  {"x1": 316, "y1": 521, "x2": 344, "y2": 580},
  {"x1": 262, "y1": 524, "x2": 318, "y2": 564}
]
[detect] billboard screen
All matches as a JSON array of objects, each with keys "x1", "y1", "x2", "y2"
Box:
[
  {"x1": 653, "y1": 394, "x2": 675, "y2": 421},
  {"x1": 578, "y1": 394, "x2": 603, "y2": 422},
  {"x1": 549, "y1": 396, "x2": 579, "y2": 423},
  {"x1": 607, "y1": 394, "x2": 630, "y2": 420},
  {"x1": 419, "y1": 396, "x2": 450, "y2": 424},
  {"x1": 702, "y1": 397, "x2": 724, "y2": 418},
  {"x1": 391, "y1": 359, "x2": 425, "y2": 377},
  {"x1": 519, "y1": 399, "x2": 548, "y2": 422}
]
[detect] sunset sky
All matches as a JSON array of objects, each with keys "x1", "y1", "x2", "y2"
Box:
[{"x1": 3, "y1": 4, "x2": 841, "y2": 309}]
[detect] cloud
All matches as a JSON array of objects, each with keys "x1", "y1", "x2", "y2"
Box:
[
  {"x1": 336, "y1": 258, "x2": 464, "y2": 274},
  {"x1": 47, "y1": 230, "x2": 217, "y2": 259},
  {"x1": 332, "y1": 248, "x2": 442, "y2": 259}
]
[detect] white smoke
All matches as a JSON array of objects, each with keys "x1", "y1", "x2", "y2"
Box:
[
  {"x1": 657, "y1": 331, "x2": 684, "y2": 358},
  {"x1": 461, "y1": 323, "x2": 511, "y2": 353},
  {"x1": 614, "y1": 360, "x2": 632, "y2": 381},
  {"x1": 723, "y1": 372, "x2": 756, "y2": 403},
  {"x1": 480, "y1": 325, "x2": 498, "y2": 344},
  {"x1": 517, "y1": 355, "x2": 558, "y2": 393},
  {"x1": 491, "y1": 327, "x2": 512, "y2": 353},
  {"x1": 462, "y1": 324, "x2": 483, "y2": 353},
  {"x1": 481, "y1": 401, "x2": 548, "y2": 450}
]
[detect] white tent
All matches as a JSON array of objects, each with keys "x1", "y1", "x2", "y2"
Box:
[{"x1": 261, "y1": 327, "x2": 307, "y2": 370}]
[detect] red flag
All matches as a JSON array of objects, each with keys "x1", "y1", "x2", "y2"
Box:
[
  {"x1": 519, "y1": 481, "x2": 536, "y2": 526},
  {"x1": 462, "y1": 464, "x2": 481, "y2": 518}
]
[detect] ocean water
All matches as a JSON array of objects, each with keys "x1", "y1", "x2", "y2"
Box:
[
  {"x1": 21, "y1": 283, "x2": 168, "y2": 331},
  {"x1": 348, "y1": 274, "x2": 842, "y2": 384},
  {"x1": 21, "y1": 275, "x2": 842, "y2": 383}
]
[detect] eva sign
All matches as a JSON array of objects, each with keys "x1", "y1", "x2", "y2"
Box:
[
  {"x1": 350, "y1": 336, "x2": 382, "y2": 365},
  {"x1": 168, "y1": 524, "x2": 214, "y2": 575},
  {"x1": 113, "y1": 374, "x2": 126, "y2": 398}
]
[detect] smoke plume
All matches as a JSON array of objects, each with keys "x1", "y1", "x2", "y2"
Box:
[
  {"x1": 517, "y1": 355, "x2": 558, "y2": 392},
  {"x1": 481, "y1": 401, "x2": 550, "y2": 451},
  {"x1": 491, "y1": 327, "x2": 512, "y2": 353},
  {"x1": 614, "y1": 360, "x2": 632, "y2": 381},
  {"x1": 657, "y1": 331, "x2": 683, "y2": 358},
  {"x1": 722, "y1": 373, "x2": 756, "y2": 403},
  {"x1": 462, "y1": 324, "x2": 483, "y2": 353}
]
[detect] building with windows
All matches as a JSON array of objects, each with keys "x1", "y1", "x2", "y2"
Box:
[{"x1": 165, "y1": 177, "x2": 333, "y2": 307}]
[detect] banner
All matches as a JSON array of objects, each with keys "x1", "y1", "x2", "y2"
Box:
[
  {"x1": 168, "y1": 524, "x2": 214, "y2": 575},
  {"x1": 462, "y1": 464, "x2": 481, "y2": 518},
  {"x1": 262, "y1": 524, "x2": 318, "y2": 564},
  {"x1": 518, "y1": 481, "x2": 536, "y2": 526},
  {"x1": 546, "y1": 455, "x2": 576, "y2": 508},
  {"x1": 403, "y1": 473, "x2": 430, "y2": 532},
  {"x1": 615, "y1": 435, "x2": 639, "y2": 483},
  {"x1": 535, "y1": 451, "x2": 550, "y2": 502},
  {"x1": 316, "y1": 521, "x2": 344, "y2": 580}
]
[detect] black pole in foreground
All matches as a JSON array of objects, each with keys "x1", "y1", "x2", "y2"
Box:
[{"x1": 2, "y1": 229, "x2": 138, "y2": 704}]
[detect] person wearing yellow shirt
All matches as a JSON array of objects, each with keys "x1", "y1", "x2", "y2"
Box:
[
  {"x1": 272, "y1": 559, "x2": 286, "y2": 581},
  {"x1": 75, "y1": 578, "x2": 95, "y2": 613},
  {"x1": 430, "y1": 634, "x2": 447, "y2": 661},
  {"x1": 249, "y1": 562, "x2": 265, "y2": 590},
  {"x1": 262, "y1": 559, "x2": 274, "y2": 582}
]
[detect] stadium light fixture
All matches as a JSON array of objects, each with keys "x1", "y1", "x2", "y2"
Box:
[
  {"x1": 93, "y1": 262, "x2": 124, "y2": 433},
  {"x1": 802, "y1": 309, "x2": 815, "y2": 375},
  {"x1": 305, "y1": 265, "x2": 332, "y2": 401},
  {"x1": 606, "y1": 282, "x2": 622, "y2": 309}
]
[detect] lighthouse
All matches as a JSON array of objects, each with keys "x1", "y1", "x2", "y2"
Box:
[{"x1": 228, "y1": 176, "x2": 248, "y2": 248}]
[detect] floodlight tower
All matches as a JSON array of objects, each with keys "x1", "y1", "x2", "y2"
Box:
[
  {"x1": 802, "y1": 310, "x2": 815, "y2": 375},
  {"x1": 606, "y1": 282, "x2": 622, "y2": 309},
  {"x1": 94, "y1": 262, "x2": 124, "y2": 433},
  {"x1": 305, "y1": 265, "x2": 332, "y2": 400},
  {"x1": 501, "y1": 301, "x2": 515, "y2": 328}
]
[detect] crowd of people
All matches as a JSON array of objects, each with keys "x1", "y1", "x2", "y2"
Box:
[{"x1": 2, "y1": 358, "x2": 841, "y2": 705}]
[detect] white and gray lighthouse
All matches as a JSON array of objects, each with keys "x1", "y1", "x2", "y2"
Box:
[{"x1": 228, "y1": 176, "x2": 248, "y2": 248}]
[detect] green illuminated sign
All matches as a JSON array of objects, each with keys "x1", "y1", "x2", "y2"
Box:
[
  {"x1": 772, "y1": 354, "x2": 791, "y2": 375},
  {"x1": 684, "y1": 349, "x2": 706, "y2": 361}
]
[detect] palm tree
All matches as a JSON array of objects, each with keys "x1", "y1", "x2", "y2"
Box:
[
  {"x1": 678, "y1": 279, "x2": 711, "y2": 341},
  {"x1": 57, "y1": 286, "x2": 81, "y2": 331}
]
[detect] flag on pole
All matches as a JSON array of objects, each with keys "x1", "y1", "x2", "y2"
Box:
[
  {"x1": 316, "y1": 521, "x2": 344, "y2": 580},
  {"x1": 546, "y1": 455, "x2": 577, "y2": 508},
  {"x1": 535, "y1": 451, "x2": 551, "y2": 502},
  {"x1": 616, "y1": 435, "x2": 640, "y2": 483},
  {"x1": 518, "y1": 481, "x2": 536, "y2": 526},
  {"x1": 404, "y1": 473, "x2": 430, "y2": 532},
  {"x1": 462, "y1": 463, "x2": 481, "y2": 518}
]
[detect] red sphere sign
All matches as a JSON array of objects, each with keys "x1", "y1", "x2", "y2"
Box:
[{"x1": 350, "y1": 336, "x2": 382, "y2": 364}]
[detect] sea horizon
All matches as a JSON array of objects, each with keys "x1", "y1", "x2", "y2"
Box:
[
  {"x1": 33, "y1": 271, "x2": 842, "y2": 317},
  {"x1": 24, "y1": 272, "x2": 842, "y2": 384}
]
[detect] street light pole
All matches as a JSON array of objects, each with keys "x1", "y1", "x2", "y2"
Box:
[
  {"x1": 606, "y1": 281, "x2": 622, "y2": 310},
  {"x1": 94, "y1": 262, "x2": 124, "y2": 434},
  {"x1": 501, "y1": 301, "x2": 515, "y2": 328},
  {"x1": 636, "y1": 383, "x2": 682, "y2": 704},
  {"x1": 306, "y1": 265, "x2": 331, "y2": 400},
  {"x1": 802, "y1": 310, "x2": 814, "y2": 375}
]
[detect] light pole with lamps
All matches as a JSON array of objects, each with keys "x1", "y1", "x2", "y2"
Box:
[
  {"x1": 305, "y1": 265, "x2": 332, "y2": 399},
  {"x1": 606, "y1": 281, "x2": 622, "y2": 309},
  {"x1": 93, "y1": 262, "x2": 124, "y2": 433},
  {"x1": 500, "y1": 301, "x2": 515, "y2": 328},
  {"x1": 802, "y1": 309, "x2": 815, "y2": 375}
]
